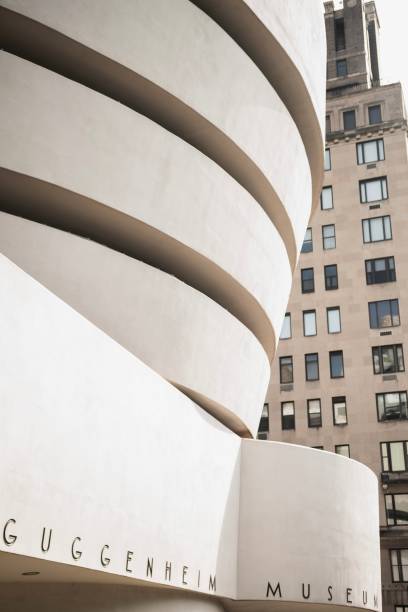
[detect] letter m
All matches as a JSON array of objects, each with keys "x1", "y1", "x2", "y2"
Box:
[{"x1": 266, "y1": 582, "x2": 282, "y2": 598}]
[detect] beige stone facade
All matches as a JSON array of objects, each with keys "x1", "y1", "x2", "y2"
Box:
[{"x1": 266, "y1": 2, "x2": 408, "y2": 611}]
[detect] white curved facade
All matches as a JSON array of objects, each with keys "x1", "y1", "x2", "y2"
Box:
[{"x1": 0, "y1": 2, "x2": 381, "y2": 611}]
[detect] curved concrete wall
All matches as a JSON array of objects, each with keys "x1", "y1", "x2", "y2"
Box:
[
  {"x1": 0, "y1": 212, "x2": 269, "y2": 437},
  {"x1": 193, "y1": 0, "x2": 326, "y2": 209},
  {"x1": 0, "y1": 254, "x2": 381, "y2": 610},
  {"x1": 0, "y1": 1, "x2": 312, "y2": 264},
  {"x1": 0, "y1": 51, "x2": 292, "y2": 358}
]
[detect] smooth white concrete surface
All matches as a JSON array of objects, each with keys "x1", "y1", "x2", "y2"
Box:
[
  {"x1": 0, "y1": 1, "x2": 312, "y2": 258},
  {"x1": 238, "y1": 441, "x2": 381, "y2": 610},
  {"x1": 0, "y1": 253, "x2": 240, "y2": 598},
  {"x1": 0, "y1": 254, "x2": 382, "y2": 608},
  {"x1": 0, "y1": 583, "x2": 226, "y2": 612},
  {"x1": 0, "y1": 52, "x2": 292, "y2": 358},
  {"x1": 243, "y1": 0, "x2": 326, "y2": 137},
  {"x1": 0, "y1": 213, "x2": 270, "y2": 437},
  {"x1": 192, "y1": 0, "x2": 326, "y2": 210}
]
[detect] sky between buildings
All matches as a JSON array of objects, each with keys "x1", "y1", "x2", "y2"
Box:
[{"x1": 375, "y1": 0, "x2": 408, "y2": 103}]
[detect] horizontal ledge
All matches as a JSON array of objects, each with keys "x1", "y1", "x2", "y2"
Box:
[
  {"x1": 0, "y1": 167, "x2": 276, "y2": 361},
  {"x1": 0, "y1": 6, "x2": 298, "y2": 270}
]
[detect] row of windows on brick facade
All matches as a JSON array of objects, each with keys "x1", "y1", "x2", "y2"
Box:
[
  {"x1": 275, "y1": 391, "x2": 408, "y2": 430},
  {"x1": 299, "y1": 258, "x2": 395, "y2": 291},
  {"x1": 324, "y1": 137, "x2": 384, "y2": 171},
  {"x1": 302, "y1": 216, "x2": 392, "y2": 254},
  {"x1": 281, "y1": 298, "x2": 401, "y2": 341},
  {"x1": 320, "y1": 177, "x2": 388, "y2": 213},
  {"x1": 279, "y1": 345, "x2": 404, "y2": 384},
  {"x1": 325, "y1": 104, "x2": 382, "y2": 135}
]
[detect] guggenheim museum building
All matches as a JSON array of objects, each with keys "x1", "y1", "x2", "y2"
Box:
[{"x1": 0, "y1": 1, "x2": 381, "y2": 611}]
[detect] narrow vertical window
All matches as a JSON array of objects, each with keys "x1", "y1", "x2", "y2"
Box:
[
  {"x1": 301, "y1": 268, "x2": 315, "y2": 293},
  {"x1": 320, "y1": 186, "x2": 333, "y2": 210},
  {"x1": 324, "y1": 148, "x2": 331, "y2": 171},
  {"x1": 281, "y1": 402, "x2": 295, "y2": 430},
  {"x1": 332, "y1": 396, "x2": 347, "y2": 425},
  {"x1": 327, "y1": 307, "x2": 341, "y2": 334},
  {"x1": 301, "y1": 228, "x2": 313, "y2": 253},
  {"x1": 322, "y1": 224, "x2": 336, "y2": 249},
  {"x1": 343, "y1": 110, "x2": 356, "y2": 130},
  {"x1": 336, "y1": 59, "x2": 347, "y2": 77},
  {"x1": 279, "y1": 356, "x2": 293, "y2": 384},
  {"x1": 307, "y1": 399, "x2": 322, "y2": 428},
  {"x1": 330, "y1": 350, "x2": 344, "y2": 378},
  {"x1": 324, "y1": 264, "x2": 338, "y2": 290},
  {"x1": 305, "y1": 353, "x2": 319, "y2": 381},
  {"x1": 280, "y1": 313, "x2": 291, "y2": 340},
  {"x1": 303, "y1": 310, "x2": 317, "y2": 337},
  {"x1": 368, "y1": 104, "x2": 382, "y2": 125},
  {"x1": 257, "y1": 403, "x2": 269, "y2": 439}
]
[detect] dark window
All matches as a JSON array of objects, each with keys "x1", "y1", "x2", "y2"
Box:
[
  {"x1": 324, "y1": 264, "x2": 338, "y2": 290},
  {"x1": 343, "y1": 110, "x2": 356, "y2": 130},
  {"x1": 333, "y1": 396, "x2": 347, "y2": 425},
  {"x1": 312, "y1": 445, "x2": 324, "y2": 450},
  {"x1": 391, "y1": 549, "x2": 408, "y2": 582},
  {"x1": 336, "y1": 59, "x2": 347, "y2": 77},
  {"x1": 335, "y1": 444, "x2": 350, "y2": 457},
  {"x1": 372, "y1": 344, "x2": 404, "y2": 374},
  {"x1": 305, "y1": 353, "x2": 319, "y2": 381},
  {"x1": 320, "y1": 186, "x2": 334, "y2": 210},
  {"x1": 301, "y1": 227, "x2": 313, "y2": 253},
  {"x1": 362, "y1": 215, "x2": 392, "y2": 243},
  {"x1": 322, "y1": 224, "x2": 336, "y2": 249},
  {"x1": 303, "y1": 310, "x2": 317, "y2": 336},
  {"x1": 377, "y1": 392, "x2": 408, "y2": 422},
  {"x1": 258, "y1": 403, "x2": 269, "y2": 436},
  {"x1": 330, "y1": 350, "x2": 344, "y2": 378},
  {"x1": 385, "y1": 494, "x2": 408, "y2": 525},
  {"x1": 280, "y1": 313, "x2": 291, "y2": 340},
  {"x1": 281, "y1": 401, "x2": 295, "y2": 430},
  {"x1": 279, "y1": 356, "x2": 293, "y2": 384},
  {"x1": 369, "y1": 299, "x2": 400, "y2": 329},
  {"x1": 334, "y1": 18, "x2": 346, "y2": 51},
  {"x1": 366, "y1": 256, "x2": 395, "y2": 284},
  {"x1": 307, "y1": 399, "x2": 322, "y2": 428},
  {"x1": 369, "y1": 104, "x2": 382, "y2": 125},
  {"x1": 381, "y1": 441, "x2": 408, "y2": 473},
  {"x1": 326, "y1": 114, "x2": 331, "y2": 134},
  {"x1": 324, "y1": 148, "x2": 331, "y2": 171},
  {"x1": 357, "y1": 138, "x2": 385, "y2": 164},
  {"x1": 301, "y1": 268, "x2": 314, "y2": 293},
  {"x1": 327, "y1": 307, "x2": 341, "y2": 333},
  {"x1": 360, "y1": 177, "x2": 388, "y2": 203}
]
